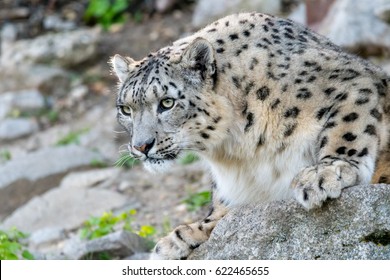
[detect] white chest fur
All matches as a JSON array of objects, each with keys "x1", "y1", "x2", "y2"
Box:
[{"x1": 207, "y1": 138, "x2": 317, "y2": 207}]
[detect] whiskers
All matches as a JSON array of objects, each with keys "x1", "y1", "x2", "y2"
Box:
[
  {"x1": 112, "y1": 129, "x2": 127, "y2": 134},
  {"x1": 172, "y1": 140, "x2": 206, "y2": 152},
  {"x1": 117, "y1": 143, "x2": 130, "y2": 154},
  {"x1": 114, "y1": 142, "x2": 141, "y2": 168},
  {"x1": 114, "y1": 153, "x2": 140, "y2": 168}
]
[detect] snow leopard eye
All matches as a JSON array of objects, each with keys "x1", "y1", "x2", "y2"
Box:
[
  {"x1": 159, "y1": 98, "x2": 175, "y2": 111},
  {"x1": 119, "y1": 105, "x2": 132, "y2": 117}
]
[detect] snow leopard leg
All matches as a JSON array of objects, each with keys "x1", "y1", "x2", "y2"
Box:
[
  {"x1": 151, "y1": 190, "x2": 227, "y2": 260},
  {"x1": 292, "y1": 100, "x2": 382, "y2": 209}
]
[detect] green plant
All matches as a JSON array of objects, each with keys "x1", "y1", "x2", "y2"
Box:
[
  {"x1": 115, "y1": 153, "x2": 139, "y2": 169},
  {"x1": 56, "y1": 128, "x2": 89, "y2": 146},
  {"x1": 0, "y1": 228, "x2": 34, "y2": 260},
  {"x1": 182, "y1": 191, "x2": 212, "y2": 212},
  {"x1": 45, "y1": 109, "x2": 60, "y2": 124},
  {"x1": 80, "y1": 210, "x2": 156, "y2": 242},
  {"x1": 9, "y1": 107, "x2": 59, "y2": 124},
  {"x1": 84, "y1": 0, "x2": 130, "y2": 30},
  {"x1": 0, "y1": 150, "x2": 11, "y2": 162},
  {"x1": 161, "y1": 216, "x2": 172, "y2": 237},
  {"x1": 178, "y1": 152, "x2": 200, "y2": 165},
  {"x1": 90, "y1": 159, "x2": 109, "y2": 168}
]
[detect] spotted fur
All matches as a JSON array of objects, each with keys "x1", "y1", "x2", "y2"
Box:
[{"x1": 110, "y1": 13, "x2": 390, "y2": 259}]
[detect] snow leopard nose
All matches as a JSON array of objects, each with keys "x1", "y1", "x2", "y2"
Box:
[{"x1": 133, "y1": 138, "x2": 155, "y2": 155}]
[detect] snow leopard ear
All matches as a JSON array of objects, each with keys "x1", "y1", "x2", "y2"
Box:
[
  {"x1": 180, "y1": 38, "x2": 216, "y2": 80},
  {"x1": 110, "y1": 54, "x2": 136, "y2": 83}
]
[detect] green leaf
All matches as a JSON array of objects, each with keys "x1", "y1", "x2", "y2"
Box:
[
  {"x1": 90, "y1": 159, "x2": 108, "y2": 168},
  {"x1": 0, "y1": 228, "x2": 33, "y2": 260},
  {"x1": 183, "y1": 191, "x2": 212, "y2": 212},
  {"x1": 138, "y1": 225, "x2": 156, "y2": 238},
  {"x1": 111, "y1": 0, "x2": 129, "y2": 14},
  {"x1": 85, "y1": 0, "x2": 110, "y2": 19},
  {"x1": 178, "y1": 152, "x2": 199, "y2": 165},
  {"x1": 0, "y1": 150, "x2": 11, "y2": 161},
  {"x1": 79, "y1": 228, "x2": 90, "y2": 240},
  {"x1": 97, "y1": 252, "x2": 112, "y2": 260},
  {"x1": 56, "y1": 128, "x2": 89, "y2": 146},
  {"x1": 84, "y1": 0, "x2": 130, "y2": 30},
  {"x1": 22, "y1": 250, "x2": 35, "y2": 260}
]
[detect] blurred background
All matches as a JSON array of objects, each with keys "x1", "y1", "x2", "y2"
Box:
[{"x1": 0, "y1": 0, "x2": 389, "y2": 260}]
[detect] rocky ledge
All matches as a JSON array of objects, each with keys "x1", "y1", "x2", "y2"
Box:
[{"x1": 190, "y1": 184, "x2": 390, "y2": 260}]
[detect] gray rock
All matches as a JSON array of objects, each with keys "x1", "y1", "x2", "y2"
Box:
[
  {"x1": 1, "y1": 178, "x2": 127, "y2": 232},
  {"x1": 190, "y1": 184, "x2": 390, "y2": 259},
  {"x1": 317, "y1": 0, "x2": 390, "y2": 55},
  {"x1": 62, "y1": 231, "x2": 149, "y2": 260},
  {"x1": 287, "y1": 2, "x2": 306, "y2": 25},
  {"x1": 1, "y1": 28, "x2": 100, "y2": 68},
  {"x1": 59, "y1": 168, "x2": 120, "y2": 189},
  {"x1": 0, "y1": 65, "x2": 70, "y2": 98},
  {"x1": 29, "y1": 227, "x2": 66, "y2": 249},
  {"x1": 0, "y1": 118, "x2": 39, "y2": 140},
  {"x1": 1, "y1": 23, "x2": 18, "y2": 43},
  {"x1": 68, "y1": 85, "x2": 88, "y2": 105},
  {"x1": 192, "y1": 0, "x2": 282, "y2": 28},
  {"x1": 0, "y1": 89, "x2": 46, "y2": 117},
  {"x1": 11, "y1": 89, "x2": 46, "y2": 111},
  {"x1": 375, "y1": 3, "x2": 390, "y2": 23},
  {"x1": 0, "y1": 94, "x2": 13, "y2": 120},
  {"x1": 381, "y1": 61, "x2": 390, "y2": 75},
  {"x1": 155, "y1": 0, "x2": 178, "y2": 13},
  {"x1": 43, "y1": 15, "x2": 76, "y2": 32},
  {"x1": 125, "y1": 252, "x2": 153, "y2": 260},
  {"x1": 0, "y1": 145, "x2": 103, "y2": 219}
]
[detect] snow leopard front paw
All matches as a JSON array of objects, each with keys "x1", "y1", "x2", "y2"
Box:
[
  {"x1": 291, "y1": 161, "x2": 358, "y2": 209},
  {"x1": 150, "y1": 224, "x2": 204, "y2": 260}
]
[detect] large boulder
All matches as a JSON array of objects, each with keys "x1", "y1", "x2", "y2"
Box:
[
  {"x1": 1, "y1": 28, "x2": 100, "y2": 68},
  {"x1": 0, "y1": 145, "x2": 103, "y2": 219},
  {"x1": 190, "y1": 184, "x2": 390, "y2": 259},
  {"x1": 0, "y1": 118, "x2": 39, "y2": 140},
  {"x1": 0, "y1": 65, "x2": 70, "y2": 97},
  {"x1": 1, "y1": 168, "x2": 126, "y2": 233},
  {"x1": 62, "y1": 231, "x2": 149, "y2": 260}
]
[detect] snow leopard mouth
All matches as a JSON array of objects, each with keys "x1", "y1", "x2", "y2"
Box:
[{"x1": 144, "y1": 152, "x2": 179, "y2": 163}]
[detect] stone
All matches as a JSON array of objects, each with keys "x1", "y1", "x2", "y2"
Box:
[
  {"x1": 0, "y1": 89, "x2": 45, "y2": 121},
  {"x1": 375, "y1": 2, "x2": 390, "y2": 23},
  {"x1": 0, "y1": 145, "x2": 103, "y2": 219},
  {"x1": 78, "y1": 107, "x2": 119, "y2": 162},
  {"x1": 192, "y1": 0, "x2": 282, "y2": 28},
  {"x1": 1, "y1": 180, "x2": 127, "y2": 233},
  {"x1": 1, "y1": 28, "x2": 100, "y2": 68},
  {"x1": 189, "y1": 184, "x2": 390, "y2": 259},
  {"x1": 288, "y1": 2, "x2": 307, "y2": 25},
  {"x1": 68, "y1": 85, "x2": 88, "y2": 105},
  {"x1": 0, "y1": 118, "x2": 39, "y2": 140},
  {"x1": 381, "y1": 61, "x2": 390, "y2": 75},
  {"x1": 11, "y1": 89, "x2": 46, "y2": 111},
  {"x1": 0, "y1": 89, "x2": 46, "y2": 114},
  {"x1": 0, "y1": 65, "x2": 70, "y2": 98},
  {"x1": 62, "y1": 231, "x2": 149, "y2": 260},
  {"x1": 125, "y1": 252, "x2": 153, "y2": 260},
  {"x1": 0, "y1": 95, "x2": 13, "y2": 121},
  {"x1": 59, "y1": 168, "x2": 120, "y2": 190},
  {"x1": 1, "y1": 23, "x2": 18, "y2": 42},
  {"x1": 29, "y1": 227, "x2": 66, "y2": 249},
  {"x1": 155, "y1": 0, "x2": 178, "y2": 13},
  {"x1": 317, "y1": 0, "x2": 390, "y2": 55},
  {"x1": 43, "y1": 14, "x2": 76, "y2": 32}
]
